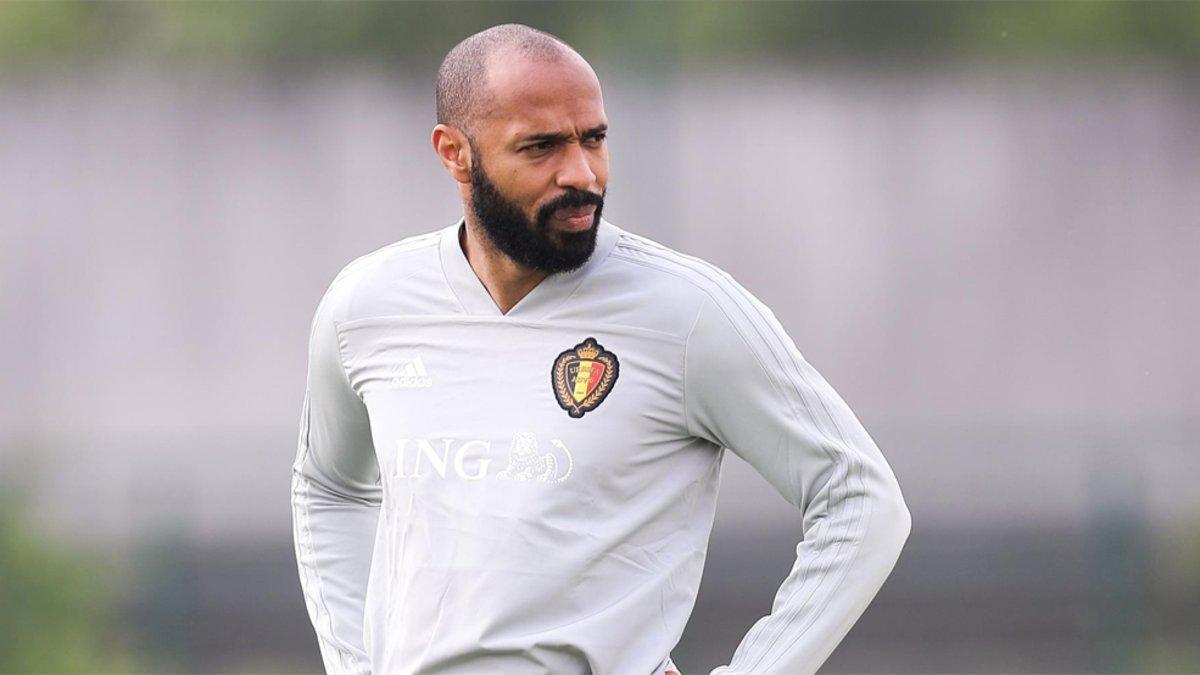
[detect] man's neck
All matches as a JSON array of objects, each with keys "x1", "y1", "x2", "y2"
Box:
[{"x1": 459, "y1": 218, "x2": 549, "y2": 315}]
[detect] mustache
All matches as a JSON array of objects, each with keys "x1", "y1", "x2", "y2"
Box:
[{"x1": 537, "y1": 188, "x2": 605, "y2": 222}]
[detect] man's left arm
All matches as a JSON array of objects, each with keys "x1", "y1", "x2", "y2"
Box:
[{"x1": 683, "y1": 284, "x2": 911, "y2": 675}]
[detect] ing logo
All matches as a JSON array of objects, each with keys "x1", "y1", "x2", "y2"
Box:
[{"x1": 386, "y1": 432, "x2": 573, "y2": 484}]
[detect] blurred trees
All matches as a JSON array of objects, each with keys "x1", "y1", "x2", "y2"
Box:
[
  {"x1": 0, "y1": 491, "x2": 137, "y2": 673},
  {"x1": 1, "y1": 1, "x2": 1198, "y2": 69}
]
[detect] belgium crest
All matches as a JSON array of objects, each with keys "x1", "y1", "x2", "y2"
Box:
[{"x1": 552, "y1": 337, "x2": 619, "y2": 418}]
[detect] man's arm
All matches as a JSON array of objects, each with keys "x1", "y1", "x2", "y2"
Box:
[
  {"x1": 291, "y1": 283, "x2": 381, "y2": 675},
  {"x1": 684, "y1": 285, "x2": 911, "y2": 675}
]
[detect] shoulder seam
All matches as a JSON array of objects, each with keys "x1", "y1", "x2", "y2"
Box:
[
  {"x1": 608, "y1": 251, "x2": 722, "y2": 313},
  {"x1": 609, "y1": 248, "x2": 730, "y2": 300},
  {"x1": 331, "y1": 230, "x2": 442, "y2": 288},
  {"x1": 613, "y1": 235, "x2": 736, "y2": 289}
]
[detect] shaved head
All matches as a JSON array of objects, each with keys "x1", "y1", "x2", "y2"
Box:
[{"x1": 436, "y1": 24, "x2": 582, "y2": 136}]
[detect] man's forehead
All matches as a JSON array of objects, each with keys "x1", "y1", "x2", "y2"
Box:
[
  {"x1": 480, "y1": 50, "x2": 606, "y2": 136},
  {"x1": 500, "y1": 108, "x2": 608, "y2": 142}
]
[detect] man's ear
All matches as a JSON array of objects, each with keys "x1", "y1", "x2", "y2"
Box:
[{"x1": 432, "y1": 124, "x2": 472, "y2": 184}]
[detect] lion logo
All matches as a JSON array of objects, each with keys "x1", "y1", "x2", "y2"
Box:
[{"x1": 497, "y1": 432, "x2": 573, "y2": 484}]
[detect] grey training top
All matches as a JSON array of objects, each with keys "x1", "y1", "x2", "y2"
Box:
[{"x1": 291, "y1": 217, "x2": 911, "y2": 675}]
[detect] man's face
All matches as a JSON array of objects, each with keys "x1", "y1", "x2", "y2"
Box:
[
  {"x1": 468, "y1": 141, "x2": 604, "y2": 273},
  {"x1": 466, "y1": 50, "x2": 610, "y2": 273}
]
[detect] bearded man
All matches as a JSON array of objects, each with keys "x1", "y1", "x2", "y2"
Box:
[{"x1": 291, "y1": 23, "x2": 911, "y2": 675}]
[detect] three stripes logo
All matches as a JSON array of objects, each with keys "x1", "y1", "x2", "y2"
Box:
[{"x1": 391, "y1": 356, "x2": 433, "y2": 388}]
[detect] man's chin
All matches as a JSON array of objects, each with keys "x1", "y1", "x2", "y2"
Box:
[{"x1": 541, "y1": 221, "x2": 599, "y2": 272}]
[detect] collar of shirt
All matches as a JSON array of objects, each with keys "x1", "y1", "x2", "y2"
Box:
[{"x1": 438, "y1": 216, "x2": 620, "y2": 320}]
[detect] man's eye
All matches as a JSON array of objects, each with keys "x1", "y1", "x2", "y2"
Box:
[
  {"x1": 586, "y1": 133, "x2": 607, "y2": 144},
  {"x1": 527, "y1": 142, "x2": 553, "y2": 152}
]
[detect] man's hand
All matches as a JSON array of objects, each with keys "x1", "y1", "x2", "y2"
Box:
[{"x1": 666, "y1": 670, "x2": 681, "y2": 675}]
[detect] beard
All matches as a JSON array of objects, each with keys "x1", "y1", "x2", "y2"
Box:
[{"x1": 468, "y1": 149, "x2": 605, "y2": 274}]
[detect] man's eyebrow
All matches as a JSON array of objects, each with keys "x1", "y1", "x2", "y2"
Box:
[{"x1": 518, "y1": 124, "x2": 609, "y2": 144}]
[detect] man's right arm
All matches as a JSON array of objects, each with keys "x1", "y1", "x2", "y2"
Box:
[{"x1": 291, "y1": 283, "x2": 381, "y2": 675}]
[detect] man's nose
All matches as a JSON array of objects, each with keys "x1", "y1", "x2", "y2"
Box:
[{"x1": 556, "y1": 141, "x2": 598, "y2": 191}]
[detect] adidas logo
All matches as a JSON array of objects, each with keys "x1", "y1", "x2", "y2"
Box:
[{"x1": 391, "y1": 356, "x2": 433, "y2": 388}]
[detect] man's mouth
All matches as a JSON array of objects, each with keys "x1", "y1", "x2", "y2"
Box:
[{"x1": 552, "y1": 205, "x2": 597, "y2": 231}]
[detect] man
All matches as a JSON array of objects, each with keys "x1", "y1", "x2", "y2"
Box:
[{"x1": 291, "y1": 23, "x2": 911, "y2": 675}]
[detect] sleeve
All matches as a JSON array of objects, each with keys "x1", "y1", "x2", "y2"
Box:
[
  {"x1": 684, "y1": 286, "x2": 912, "y2": 675},
  {"x1": 291, "y1": 284, "x2": 382, "y2": 675}
]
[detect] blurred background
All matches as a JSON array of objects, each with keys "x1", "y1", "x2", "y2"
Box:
[{"x1": 2, "y1": 1, "x2": 1198, "y2": 673}]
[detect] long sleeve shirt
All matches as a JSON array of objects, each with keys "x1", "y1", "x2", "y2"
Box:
[{"x1": 290, "y1": 217, "x2": 911, "y2": 675}]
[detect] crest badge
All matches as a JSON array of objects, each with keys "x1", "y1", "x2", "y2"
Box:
[{"x1": 552, "y1": 337, "x2": 619, "y2": 418}]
